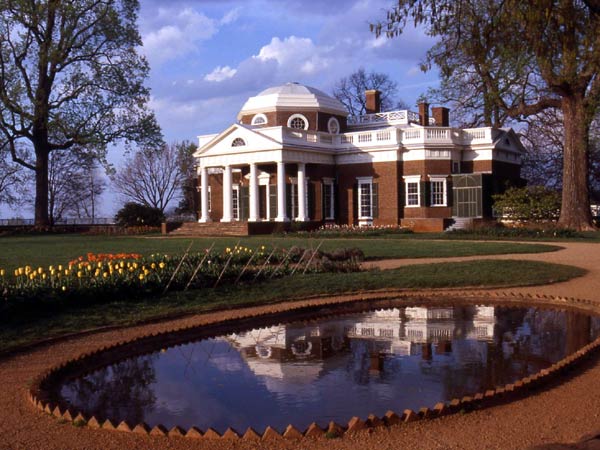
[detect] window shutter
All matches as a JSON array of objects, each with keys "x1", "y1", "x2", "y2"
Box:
[
  {"x1": 269, "y1": 184, "x2": 277, "y2": 219},
  {"x1": 372, "y1": 183, "x2": 379, "y2": 218},
  {"x1": 240, "y1": 186, "x2": 249, "y2": 220},
  {"x1": 308, "y1": 182, "x2": 315, "y2": 220},
  {"x1": 321, "y1": 182, "x2": 326, "y2": 221},
  {"x1": 286, "y1": 184, "x2": 293, "y2": 219},
  {"x1": 420, "y1": 181, "x2": 428, "y2": 207},
  {"x1": 447, "y1": 178, "x2": 453, "y2": 207},
  {"x1": 352, "y1": 183, "x2": 358, "y2": 223}
]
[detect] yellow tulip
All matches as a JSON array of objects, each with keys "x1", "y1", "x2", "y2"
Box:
[
  {"x1": 58, "y1": 265, "x2": 63, "y2": 271},
  {"x1": 61, "y1": 286, "x2": 67, "y2": 292},
  {"x1": 103, "y1": 272, "x2": 109, "y2": 278},
  {"x1": 77, "y1": 271, "x2": 83, "y2": 278},
  {"x1": 159, "y1": 262, "x2": 165, "y2": 269},
  {"x1": 138, "y1": 273, "x2": 145, "y2": 280},
  {"x1": 0, "y1": 269, "x2": 5, "y2": 276}
]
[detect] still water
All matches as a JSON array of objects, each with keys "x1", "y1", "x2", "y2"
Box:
[{"x1": 60, "y1": 305, "x2": 600, "y2": 433}]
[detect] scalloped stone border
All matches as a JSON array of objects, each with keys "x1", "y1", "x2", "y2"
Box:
[{"x1": 28, "y1": 291, "x2": 600, "y2": 441}]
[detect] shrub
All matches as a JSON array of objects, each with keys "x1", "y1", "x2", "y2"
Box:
[
  {"x1": 115, "y1": 203, "x2": 165, "y2": 227},
  {"x1": 492, "y1": 186, "x2": 561, "y2": 223}
]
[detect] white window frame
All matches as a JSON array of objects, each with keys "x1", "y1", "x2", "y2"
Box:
[
  {"x1": 357, "y1": 177, "x2": 373, "y2": 222},
  {"x1": 232, "y1": 184, "x2": 240, "y2": 221},
  {"x1": 404, "y1": 176, "x2": 421, "y2": 207},
  {"x1": 429, "y1": 177, "x2": 447, "y2": 207},
  {"x1": 327, "y1": 117, "x2": 340, "y2": 134},
  {"x1": 287, "y1": 113, "x2": 309, "y2": 130},
  {"x1": 322, "y1": 178, "x2": 335, "y2": 220},
  {"x1": 251, "y1": 113, "x2": 268, "y2": 126},
  {"x1": 289, "y1": 177, "x2": 309, "y2": 221}
]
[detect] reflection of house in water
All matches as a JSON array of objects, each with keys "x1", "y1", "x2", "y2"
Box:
[{"x1": 225, "y1": 306, "x2": 496, "y2": 380}]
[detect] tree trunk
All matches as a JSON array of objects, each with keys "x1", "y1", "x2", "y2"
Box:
[
  {"x1": 34, "y1": 145, "x2": 50, "y2": 228},
  {"x1": 558, "y1": 94, "x2": 595, "y2": 230}
]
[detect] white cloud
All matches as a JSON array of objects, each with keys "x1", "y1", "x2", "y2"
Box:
[
  {"x1": 220, "y1": 7, "x2": 241, "y2": 25},
  {"x1": 253, "y1": 36, "x2": 331, "y2": 75},
  {"x1": 204, "y1": 65, "x2": 238, "y2": 82},
  {"x1": 142, "y1": 8, "x2": 218, "y2": 65}
]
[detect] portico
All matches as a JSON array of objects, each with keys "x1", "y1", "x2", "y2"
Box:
[{"x1": 197, "y1": 159, "x2": 317, "y2": 223}]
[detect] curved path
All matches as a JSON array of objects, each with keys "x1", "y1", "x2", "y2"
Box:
[{"x1": 2, "y1": 241, "x2": 600, "y2": 450}]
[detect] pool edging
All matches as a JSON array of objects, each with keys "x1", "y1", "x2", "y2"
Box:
[{"x1": 27, "y1": 291, "x2": 600, "y2": 441}]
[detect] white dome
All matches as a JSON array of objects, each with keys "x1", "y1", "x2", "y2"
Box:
[{"x1": 237, "y1": 82, "x2": 348, "y2": 119}]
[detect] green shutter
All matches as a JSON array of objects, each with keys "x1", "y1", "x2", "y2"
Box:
[
  {"x1": 269, "y1": 184, "x2": 277, "y2": 220},
  {"x1": 308, "y1": 182, "x2": 315, "y2": 220},
  {"x1": 352, "y1": 183, "x2": 358, "y2": 223},
  {"x1": 286, "y1": 184, "x2": 293, "y2": 219},
  {"x1": 372, "y1": 183, "x2": 379, "y2": 218},
  {"x1": 420, "y1": 181, "x2": 428, "y2": 207},
  {"x1": 240, "y1": 186, "x2": 249, "y2": 221}
]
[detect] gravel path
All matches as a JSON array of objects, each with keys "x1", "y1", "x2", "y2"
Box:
[{"x1": 2, "y1": 241, "x2": 600, "y2": 450}]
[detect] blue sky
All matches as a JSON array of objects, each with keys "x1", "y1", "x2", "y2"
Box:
[
  {"x1": 3, "y1": 0, "x2": 440, "y2": 218},
  {"x1": 136, "y1": 0, "x2": 439, "y2": 142}
]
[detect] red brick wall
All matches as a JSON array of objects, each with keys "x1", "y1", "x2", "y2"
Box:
[
  {"x1": 240, "y1": 111, "x2": 347, "y2": 133},
  {"x1": 337, "y1": 161, "x2": 399, "y2": 226}
]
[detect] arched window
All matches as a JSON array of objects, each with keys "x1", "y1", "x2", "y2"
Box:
[
  {"x1": 327, "y1": 117, "x2": 340, "y2": 134},
  {"x1": 231, "y1": 138, "x2": 246, "y2": 147},
  {"x1": 287, "y1": 113, "x2": 309, "y2": 130},
  {"x1": 251, "y1": 113, "x2": 268, "y2": 125}
]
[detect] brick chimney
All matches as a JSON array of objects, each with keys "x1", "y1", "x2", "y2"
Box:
[
  {"x1": 418, "y1": 102, "x2": 429, "y2": 126},
  {"x1": 431, "y1": 106, "x2": 450, "y2": 127},
  {"x1": 365, "y1": 90, "x2": 381, "y2": 114}
]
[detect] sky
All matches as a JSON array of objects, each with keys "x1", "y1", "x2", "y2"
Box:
[{"x1": 3, "y1": 0, "x2": 440, "y2": 219}]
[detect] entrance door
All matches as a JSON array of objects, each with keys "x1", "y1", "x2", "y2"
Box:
[{"x1": 452, "y1": 174, "x2": 483, "y2": 218}]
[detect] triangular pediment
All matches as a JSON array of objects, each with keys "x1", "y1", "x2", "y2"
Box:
[
  {"x1": 493, "y1": 128, "x2": 526, "y2": 153},
  {"x1": 194, "y1": 123, "x2": 283, "y2": 158}
]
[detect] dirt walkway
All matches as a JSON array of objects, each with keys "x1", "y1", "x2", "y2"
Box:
[{"x1": 2, "y1": 241, "x2": 600, "y2": 450}]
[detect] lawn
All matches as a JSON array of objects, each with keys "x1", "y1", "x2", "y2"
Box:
[
  {"x1": 0, "y1": 234, "x2": 562, "y2": 271},
  {"x1": 0, "y1": 259, "x2": 585, "y2": 355}
]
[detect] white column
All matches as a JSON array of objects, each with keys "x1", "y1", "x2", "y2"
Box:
[
  {"x1": 221, "y1": 165, "x2": 233, "y2": 222},
  {"x1": 275, "y1": 161, "x2": 288, "y2": 222},
  {"x1": 249, "y1": 163, "x2": 259, "y2": 222},
  {"x1": 198, "y1": 166, "x2": 211, "y2": 223},
  {"x1": 296, "y1": 163, "x2": 307, "y2": 221}
]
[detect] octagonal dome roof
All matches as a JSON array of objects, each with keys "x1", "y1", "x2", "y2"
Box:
[{"x1": 237, "y1": 82, "x2": 348, "y2": 119}]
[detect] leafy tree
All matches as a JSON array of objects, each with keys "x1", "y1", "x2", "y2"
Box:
[
  {"x1": 373, "y1": 1, "x2": 600, "y2": 230},
  {"x1": 332, "y1": 68, "x2": 407, "y2": 116},
  {"x1": 114, "y1": 202, "x2": 164, "y2": 227},
  {"x1": 0, "y1": 0, "x2": 162, "y2": 227},
  {"x1": 112, "y1": 143, "x2": 183, "y2": 214},
  {"x1": 492, "y1": 186, "x2": 561, "y2": 223}
]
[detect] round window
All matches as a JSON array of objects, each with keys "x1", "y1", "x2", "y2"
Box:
[
  {"x1": 231, "y1": 138, "x2": 246, "y2": 147},
  {"x1": 287, "y1": 114, "x2": 309, "y2": 130},
  {"x1": 327, "y1": 117, "x2": 340, "y2": 134}
]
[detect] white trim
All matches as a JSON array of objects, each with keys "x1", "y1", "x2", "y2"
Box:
[
  {"x1": 429, "y1": 177, "x2": 447, "y2": 207},
  {"x1": 327, "y1": 117, "x2": 340, "y2": 134},
  {"x1": 403, "y1": 175, "x2": 421, "y2": 208},
  {"x1": 357, "y1": 177, "x2": 374, "y2": 223},
  {"x1": 287, "y1": 113, "x2": 309, "y2": 130},
  {"x1": 251, "y1": 113, "x2": 268, "y2": 126}
]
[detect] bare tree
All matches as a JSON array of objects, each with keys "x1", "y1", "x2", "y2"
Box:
[
  {"x1": 47, "y1": 151, "x2": 106, "y2": 224},
  {"x1": 0, "y1": 147, "x2": 31, "y2": 209},
  {"x1": 332, "y1": 68, "x2": 406, "y2": 116},
  {"x1": 175, "y1": 141, "x2": 199, "y2": 216},
  {"x1": 112, "y1": 144, "x2": 183, "y2": 214}
]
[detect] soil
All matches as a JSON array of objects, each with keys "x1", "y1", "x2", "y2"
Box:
[{"x1": 2, "y1": 241, "x2": 600, "y2": 450}]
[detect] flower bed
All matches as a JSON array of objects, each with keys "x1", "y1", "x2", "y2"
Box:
[
  {"x1": 0, "y1": 246, "x2": 364, "y2": 317},
  {"x1": 283, "y1": 224, "x2": 414, "y2": 238}
]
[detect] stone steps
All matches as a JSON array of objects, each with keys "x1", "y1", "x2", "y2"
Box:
[
  {"x1": 169, "y1": 222, "x2": 249, "y2": 237},
  {"x1": 445, "y1": 217, "x2": 473, "y2": 232}
]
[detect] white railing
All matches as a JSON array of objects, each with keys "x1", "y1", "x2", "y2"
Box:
[{"x1": 280, "y1": 125, "x2": 495, "y2": 149}]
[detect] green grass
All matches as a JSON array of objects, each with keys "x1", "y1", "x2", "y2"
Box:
[
  {"x1": 0, "y1": 234, "x2": 562, "y2": 271},
  {"x1": 0, "y1": 259, "x2": 585, "y2": 355}
]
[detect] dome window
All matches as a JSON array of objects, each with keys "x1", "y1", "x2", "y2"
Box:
[
  {"x1": 232, "y1": 138, "x2": 246, "y2": 147},
  {"x1": 251, "y1": 113, "x2": 268, "y2": 125},
  {"x1": 287, "y1": 113, "x2": 309, "y2": 130},
  {"x1": 327, "y1": 117, "x2": 340, "y2": 134}
]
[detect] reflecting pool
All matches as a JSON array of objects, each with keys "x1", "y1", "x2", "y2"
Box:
[{"x1": 59, "y1": 305, "x2": 600, "y2": 433}]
